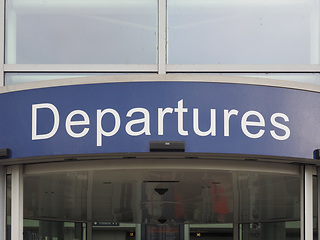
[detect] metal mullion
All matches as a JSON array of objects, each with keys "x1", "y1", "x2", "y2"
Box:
[
  {"x1": 0, "y1": 0, "x2": 4, "y2": 86},
  {"x1": 0, "y1": 166, "x2": 4, "y2": 240},
  {"x1": 158, "y1": 0, "x2": 166, "y2": 74},
  {"x1": 232, "y1": 172, "x2": 239, "y2": 240},
  {"x1": 6, "y1": 63, "x2": 320, "y2": 73},
  {"x1": 304, "y1": 165, "x2": 314, "y2": 240},
  {"x1": 86, "y1": 171, "x2": 93, "y2": 240},
  {"x1": 4, "y1": 63, "x2": 320, "y2": 74},
  {"x1": 11, "y1": 165, "x2": 23, "y2": 240},
  {"x1": 318, "y1": 167, "x2": 320, "y2": 240},
  {"x1": 301, "y1": 166, "x2": 305, "y2": 240}
]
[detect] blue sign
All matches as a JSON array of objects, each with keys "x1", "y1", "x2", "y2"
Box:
[{"x1": 0, "y1": 81, "x2": 319, "y2": 159}]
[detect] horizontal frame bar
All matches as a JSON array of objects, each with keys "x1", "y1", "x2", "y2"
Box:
[
  {"x1": 1, "y1": 73, "x2": 320, "y2": 95},
  {"x1": 4, "y1": 64, "x2": 320, "y2": 73}
]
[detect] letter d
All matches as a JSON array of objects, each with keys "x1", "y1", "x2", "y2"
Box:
[{"x1": 32, "y1": 103, "x2": 59, "y2": 140}]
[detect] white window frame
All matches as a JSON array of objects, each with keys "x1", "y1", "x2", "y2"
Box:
[
  {"x1": 0, "y1": 0, "x2": 319, "y2": 236},
  {"x1": 0, "y1": 0, "x2": 320, "y2": 86}
]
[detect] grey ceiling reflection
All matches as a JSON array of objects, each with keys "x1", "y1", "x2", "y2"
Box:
[{"x1": 24, "y1": 169, "x2": 300, "y2": 224}]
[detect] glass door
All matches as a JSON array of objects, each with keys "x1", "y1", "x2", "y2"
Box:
[
  {"x1": 23, "y1": 219, "x2": 86, "y2": 240},
  {"x1": 21, "y1": 159, "x2": 301, "y2": 240}
]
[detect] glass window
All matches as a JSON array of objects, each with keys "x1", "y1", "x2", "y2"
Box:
[
  {"x1": 167, "y1": 0, "x2": 320, "y2": 64},
  {"x1": 5, "y1": 72, "x2": 156, "y2": 85},
  {"x1": 5, "y1": 73, "x2": 135, "y2": 85},
  {"x1": 23, "y1": 219, "x2": 86, "y2": 240},
  {"x1": 23, "y1": 163, "x2": 300, "y2": 239},
  {"x1": 5, "y1": 0, "x2": 158, "y2": 64},
  {"x1": 239, "y1": 172, "x2": 300, "y2": 239},
  {"x1": 222, "y1": 73, "x2": 320, "y2": 85}
]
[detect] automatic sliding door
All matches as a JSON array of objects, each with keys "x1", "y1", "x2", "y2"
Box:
[{"x1": 22, "y1": 159, "x2": 301, "y2": 240}]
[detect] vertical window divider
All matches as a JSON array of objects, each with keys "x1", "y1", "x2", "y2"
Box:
[
  {"x1": 158, "y1": 0, "x2": 167, "y2": 74},
  {"x1": 0, "y1": 0, "x2": 4, "y2": 86},
  {"x1": 0, "y1": 165, "x2": 4, "y2": 239},
  {"x1": 318, "y1": 167, "x2": 320, "y2": 240},
  {"x1": 301, "y1": 165, "x2": 305, "y2": 240},
  {"x1": 303, "y1": 165, "x2": 314, "y2": 240},
  {"x1": 11, "y1": 165, "x2": 23, "y2": 240}
]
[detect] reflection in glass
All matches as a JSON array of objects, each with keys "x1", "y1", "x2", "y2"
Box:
[
  {"x1": 24, "y1": 172, "x2": 89, "y2": 221},
  {"x1": 189, "y1": 224, "x2": 233, "y2": 240},
  {"x1": 238, "y1": 173, "x2": 300, "y2": 223},
  {"x1": 239, "y1": 173, "x2": 300, "y2": 239},
  {"x1": 23, "y1": 167, "x2": 300, "y2": 239},
  {"x1": 23, "y1": 219, "x2": 86, "y2": 240},
  {"x1": 6, "y1": 0, "x2": 158, "y2": 64},
  {"x1": 242, "y1": 221, "x2": 300, "y2": 240},
  {"x1": 168, "y1": 0, "x2": 320, "y2": 64},
  {"x1": 24, "y1": 169, "x2": 300, "y2": 225}
]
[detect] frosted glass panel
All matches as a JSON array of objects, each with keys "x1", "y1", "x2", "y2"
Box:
[
  {"x1": 168, "y1": 0, "x2": 320, "y2": 64},
  {"x1": 6, "y1": 0, "x2": 158, "y2": 64}
]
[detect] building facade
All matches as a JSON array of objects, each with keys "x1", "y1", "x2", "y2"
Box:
[{"x1": 1, "y1": 0, "x2": 320, "y2": 239}]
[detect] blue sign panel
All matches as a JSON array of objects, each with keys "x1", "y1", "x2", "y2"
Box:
[{"x1": 0, "y1": 81, "x2": 319, "y2": 159}]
